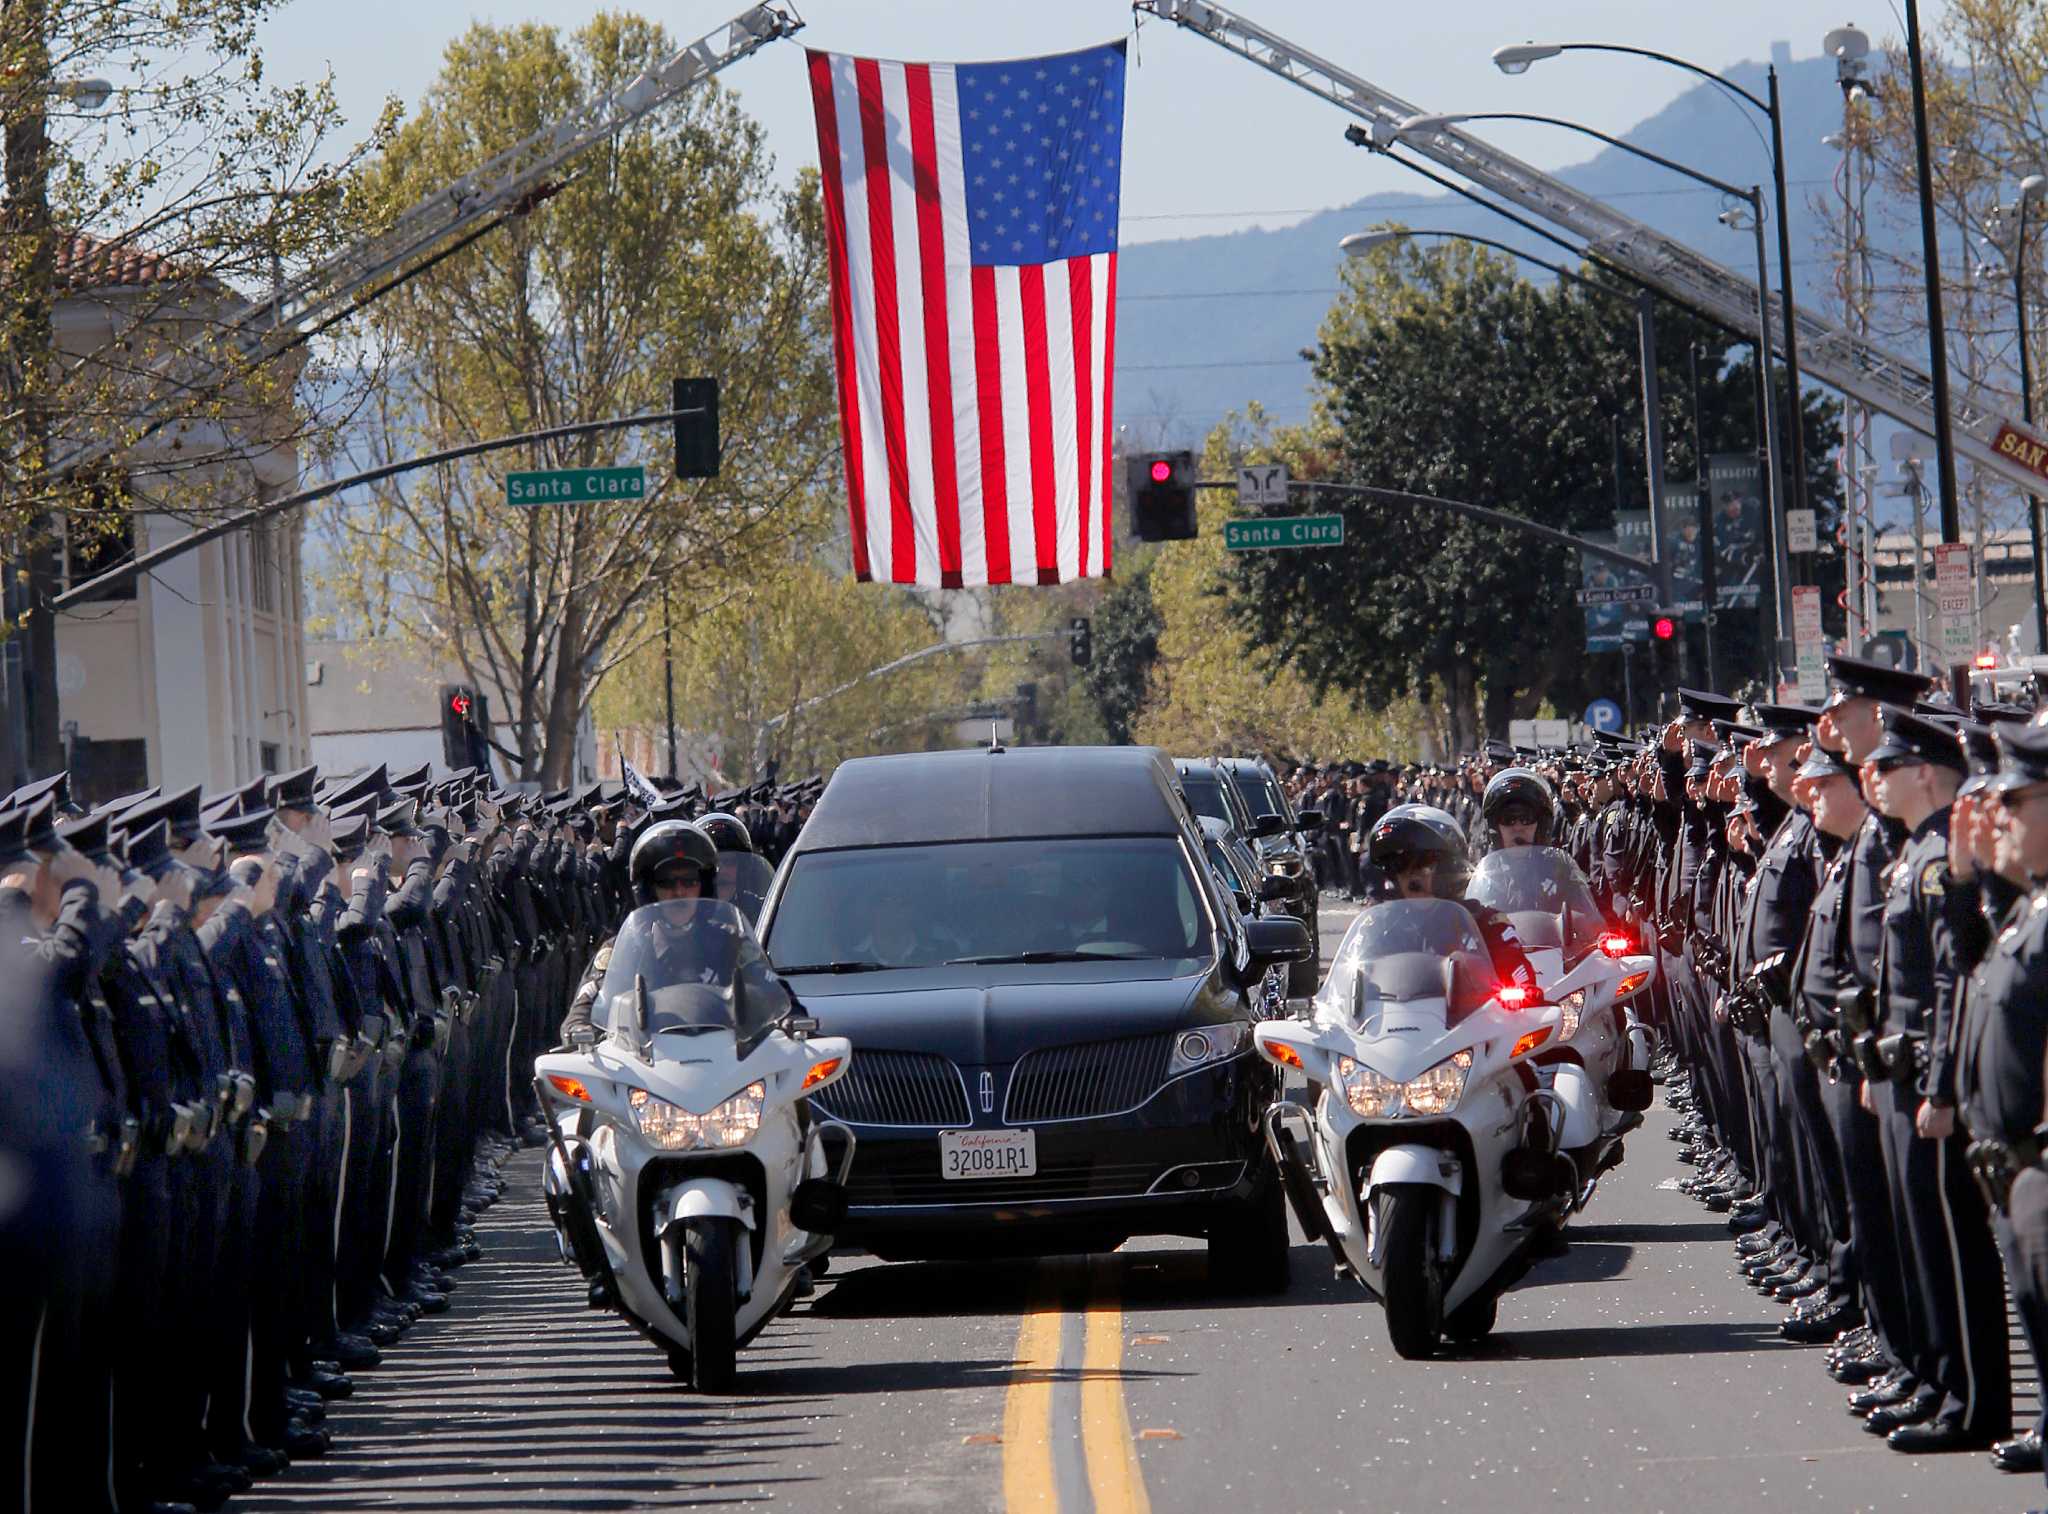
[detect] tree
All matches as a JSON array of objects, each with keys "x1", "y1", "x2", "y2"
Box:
[
  {"x1": 1224, "y1": 238, "x2": 1838, "y2": 748},
  {"x1": 1083, "y1": 563, "x2": 1162, "y2": 744},
  {"x1": 312, "y1": 14, "x2": 836, "y2": 785},
  {"x1": 1, "y1": 0, "x2": 386, "y2": 781}
]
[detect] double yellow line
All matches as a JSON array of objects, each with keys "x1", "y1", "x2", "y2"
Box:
[{"x1": 1001, "y1": 1258, "x2": 1150, "y2": 1513}]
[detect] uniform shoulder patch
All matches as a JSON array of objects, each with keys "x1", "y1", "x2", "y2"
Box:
[
  {"x1": 1920, "y1": 861, "x2": 1945, "y2": 897},
  {"x1": 590, "y1": 944, "x2": 612, "y2": 973}
]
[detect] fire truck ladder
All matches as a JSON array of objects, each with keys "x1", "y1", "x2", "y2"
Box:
[{"x1": 1135, "y1": 0, "x2": 2048, "y2": 499}]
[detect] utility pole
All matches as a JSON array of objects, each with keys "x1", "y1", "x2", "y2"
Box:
[
  {"x1": 0, "y1": 0, "x2": 64, "y2": 787},
  {"x1": 662, "y1": 586, "x2": 678, "y2": 781},
  {"x1": 1903, "y1": 0, "x2": 1963, "y2": 544}
]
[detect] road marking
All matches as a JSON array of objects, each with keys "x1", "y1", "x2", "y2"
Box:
[
  {"x1": 1082, "y1": 1259, "x2": 1150, "y2": 1514},
  {"x1": 1000, "y1": 1260, "x2": 1152, "y2": 1513},
  {"x1": 1002, "y1": 1285, "x2": 1062, "y2": 1511}
]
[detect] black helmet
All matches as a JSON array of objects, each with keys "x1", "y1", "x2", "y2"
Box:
[
  {"x1": 628, "y1": 820, "x2": 718, "y2": 905},
  {"x1": 1481, "y1": 767, "x2": 1556, "y2": 841},
  {"x1": 696, "y1": 810, "x2": 754, "y2": 855},
  {"x1": 1367, "y1": 804, "x2": 1471, "y2": 898}
]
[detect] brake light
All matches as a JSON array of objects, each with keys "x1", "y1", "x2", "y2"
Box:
[
  {"x1": 1598, "y1": 932, "x2": 1634, "y2": 958},
  {"x1": 802, "y1": 1056, "x2": 843, "y2": 1090},
  {"x1": 1262, "y1": 1040, "x2": 1305, "y2": 1070},
  {"x1": 1616, "y1": 970, "x2": 1651, "y2": 996},
  {"x1": 546, "y1": 1073, "x2": 592, "y2": 1103},
  {"x1": 1494, "y1": 984, "x2": 1538, "y2": 1010},
  {"x1": 1510, "y1": 1026, "x2": 1553, "y2": 1058}
]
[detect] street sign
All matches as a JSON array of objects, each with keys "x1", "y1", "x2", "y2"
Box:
[
  {"x1": 1575, "y1": 583, "x2": 1658, "y2": 607},
  {"x1": 1785, "y1": 508, "x2": 1818, "y2": 553},
  {"x1": 1223, "y1": 514, "x2": 1343, "y2": 551},
  {"x1": 1584, "y1": 698, "x2": 1623, "y2": 733},
  {"x1": 1792, "y1": 584, "x2": 1826, "y2": 700},
  {"x1": 506, "y1": 465, "x2": 648, "y2": 506},
  {"x1": 1933, "y1": 542, "x2": 1976, "y2": 659},
  {"x1": 1235, "y1": 463, "x2": 1290, "y2": 509},
  {"x1": 1509, "y1": 718, "x2": 1574, "y2": 750}
]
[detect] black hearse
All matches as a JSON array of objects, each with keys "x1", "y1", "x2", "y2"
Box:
[{"x1": 756, "y1": 745, "x2": 1310, "y2": 1288}]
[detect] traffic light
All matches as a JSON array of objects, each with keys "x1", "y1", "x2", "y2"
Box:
[
  {"x1": 673, "y1": 376, "x2": 720, "y2": 479},
  {"x1": 1069, "y1": 616, "x2": 1092, "y2": 668},
  {"x1": 1647, "y1": 611, "x2": 1679, "y2": 645},
  {"x1": 440, "y1": 684, "x2": 478, "y2": 769},
  {"x1": 1643, "y1": 608, "x2": 1681, "y2": 690},
  {"x1": 1126, "y1": 451, "x2": 1197, "y2": 541}
]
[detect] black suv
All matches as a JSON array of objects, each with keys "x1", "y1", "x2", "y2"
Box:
[
  {"x1": 1178, "y1": 758, "x2": 1323, "y2": 993},
  {"x1": 757, "y1": 746, "x2": 1309, "y2": 1288}
]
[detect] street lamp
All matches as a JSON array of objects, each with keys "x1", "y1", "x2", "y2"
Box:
[
  {"x1": 1491, "y1": 38, "x2": 1815, "y2": 540},
  {"x1": 55, "y1": 78, "x2": 115, "y2": 112},
  {"x1": 1387, "y1": 111, "x2": 1793, "y2": 665},
  {"x1": 1341, "y1": 225, "x2": 1678, "y2": 614}
]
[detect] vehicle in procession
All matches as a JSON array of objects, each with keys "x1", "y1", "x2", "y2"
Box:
[{"x1": 535, "y1": 898, "x2": 856, "y2": 1391}]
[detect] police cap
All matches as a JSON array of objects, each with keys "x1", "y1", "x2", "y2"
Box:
[
  {"x1": 1865, "y1": 707, "x2": 1967, "y2": 773},
  {"x1": 119, "y1": 784, "x2": 204, "y2": 848},
  {"x1": 57, "y1": 812, "x2": 114, "y2": 864},
  {"x1": 119, "y1": 819, "x2": 172, "y2": 877},
  {"x1": 205, "y1": 806, "x2": 275, "y2": 852},
  {"x1": 321, "y1": 765, "x2": 388, "y2": 810},
  {"x1": 1991, "y1": 717, "x2": 2048, "y2": 794},
  {"x1": 267, "y1": 764, "x2": 320, "y2": 812},
  {"x1": 1678, "y1": 688, "x2": 1744, "y2": 723},
  {"x1": 1955, "y1": 720, "x2": 2002, "y2": 798},
  {"x1": 1797, "y1": 745, "x2": 1860, "y2": 782},
  {"x1": 1752, "y1": 702, "x2": 1820, "y2": 739},
  {"x1": 1823, "y1": 652, "x2": 1933, "y2": 711}
]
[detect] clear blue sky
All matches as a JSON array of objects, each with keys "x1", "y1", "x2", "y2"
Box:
[{"x1": 256, "y1": 0, "x2": 1935, "y2": 243}]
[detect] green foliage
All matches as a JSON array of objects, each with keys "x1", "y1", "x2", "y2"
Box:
[
  {"x1": 1083, "y1": 564, "x2": 1162, "y2": 744},
  {"x1": 1223, "y1": 237, "x2": 1839, "y2": 747},
  {"x1": 312, "y1": 14, "x2": 836, "y2": 784}
]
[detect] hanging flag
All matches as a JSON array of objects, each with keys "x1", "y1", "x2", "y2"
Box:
[
  {"x1": 617, "y1": 738, "x2": 663, "y2": 812},
  {"x1": 806, "y1": 40, "x2": 1126, "y2": 587}
]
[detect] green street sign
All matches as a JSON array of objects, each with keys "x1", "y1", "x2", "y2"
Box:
[
  {"x1": 505, "y1": 465, "x2": 647, "y2": 506},
  {"x1": 1223, "y1": 514, "x2": 1344, "y2": 551}
]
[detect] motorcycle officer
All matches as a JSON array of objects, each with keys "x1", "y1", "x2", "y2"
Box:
[
  {"x1": 1480, "y1": 768, "x2": 1557, "y2": 853},
  {"x1": 1365, "y1": 806, "x2": 1538, "y2": 993},
  {"x1": 560, "y1": 821, "x2": 720, "y2": 1042}
]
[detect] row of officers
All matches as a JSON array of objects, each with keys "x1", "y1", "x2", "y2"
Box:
[
  {"x1": 1530, "y1": 656, "x2": 2048, "y2": 1484},
  {"x1": 0, "y1": 760, "x2": 802, "y2": 1514}
]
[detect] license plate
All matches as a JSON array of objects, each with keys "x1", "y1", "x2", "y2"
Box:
[{"x1": 939, "y1": 1128, "x2": 1037, "y2": 1180}]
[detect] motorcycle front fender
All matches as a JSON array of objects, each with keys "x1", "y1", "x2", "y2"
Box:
[
  {"x1": 1549, "y1": 1062, "x2": 1602, "y2": 1149},
  {"x1": 656, "y1": 1177, "x2": 757, "y2": 1236},
  {"x1": 1364, "y1": 1142, "x2": 1462, "y2": 1201}
]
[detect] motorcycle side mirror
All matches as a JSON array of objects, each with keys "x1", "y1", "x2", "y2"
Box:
[
  {"x1": 1250, "y1": 812, "x2": 1287, "y2": 839},
  {"x1": 609, "y1": 973, "x2": 652, "y2": 1063},
  {"x1": 1284, "y1": 996, "x2": 1315, "y2": 1021},
  {"x1": 784, "y1": 1013, "x2": 820, "y2": 1039},
  {"x1": 568, "y1": 1024, "x2": 600, "y2": 1051}
]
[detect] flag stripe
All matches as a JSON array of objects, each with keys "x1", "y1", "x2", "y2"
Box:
[
  {"x1": 827, "y1": 54, "x2": 890, "y2": 579},
  {"x1": 994, "y1": 267, "x2": 1037, "y2": 578},
  {"x1": 927, "y1": 64, "x2": 986, "y2": 586},
  {"x1": 904, "y1": 64, "x2": 962, "y2": 586},
  {"x1": 879, "y1": 61, "x2": 935, "y2": 585},
  {"x1": 806, "y1": 51, "x2": 870, "y2": 581},
  {"x1": 1018, "y1": 263, "x2": 1058, "y2": 584},
  {"x1": 854, "y1": 58, "x2": 915, "y2": 585},
  {"x1": 1040, "y1": 266, "x2": 1080, "y2": 584},
  {"x1": 1069, "y1": 257, "x2": 1094, "y2": 580},
  {"x1": 1099, "y1": 250, "x2": 1117, "y2": 576},
  {"x1": 970, "y1": 264, "x2": 1011, "y2": 586}
]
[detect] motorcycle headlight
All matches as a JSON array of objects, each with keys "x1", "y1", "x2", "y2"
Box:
[
  {"x1": 1336, "y1": 1055, "x2": 1398, "y2": 1118},
  {"x1": 1557, "y1": 989, "x2": 1584, "y2": 1041},
  {"x1": 1169, "y1": 1022, "x2": 1251, "y2": 1078},
  {"x1": 628, "y1": 1081, "x2": 765, "y2": 1151},
  {"x1": 1399, "y1": 1050, "x2": 1472, "y2": 1117}
]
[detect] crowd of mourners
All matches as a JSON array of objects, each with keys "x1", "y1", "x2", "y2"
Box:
[{"x1": 0, "y1": 760, "x2": 818, "y2": 1514}]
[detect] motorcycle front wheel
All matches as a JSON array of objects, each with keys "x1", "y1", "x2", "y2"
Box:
[
  {"x1": 686, "y1": 1217, "x2": 740, "y2": 1392},
  {"x1": 1377, "y1": 1187, "x2": 1443, "y2": 1360}
]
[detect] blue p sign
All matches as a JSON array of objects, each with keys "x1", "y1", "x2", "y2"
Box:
[{"x1": 1584, "y1": 699, "x2": 1624, "y2": 733}]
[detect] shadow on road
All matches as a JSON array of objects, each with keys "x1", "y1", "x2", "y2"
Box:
[
  {"x1": 1518, "y1": 1239, "x2": 1633, "y2": 1287},
  {"x1": 1488, "y1": 1319, "x2": 1802, "y2": 1361},
  {"x1": 1569, "y1": 1220, "x2": 1741, "y2": 1245}
]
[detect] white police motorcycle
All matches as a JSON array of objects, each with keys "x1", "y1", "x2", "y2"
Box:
[
  {"x1": 1254, "y1": 899, "x2": 1569, "y2": 1358},
  {"x1": 536, "y1": 898, "x2": 856, "y2": 1391},
  {"x1": 1465, "y1": 847, "x2": 1656, "y2": 1208}
]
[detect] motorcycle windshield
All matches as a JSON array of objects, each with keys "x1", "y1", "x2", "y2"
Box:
[
  {"x1": 1465, "y1": 846, "x2": 1604, "y2": 959},
  {"x1": 717, "y1": 852, "x2": 776, "y2": 925},
  {"x1": 596, "y1": 899, "x2": 789, "y2": 1038},
  {"x1": 1322, "y1": 899, "x2": 1496, "y2": 1025}
]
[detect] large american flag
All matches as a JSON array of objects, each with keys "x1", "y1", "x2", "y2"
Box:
[{"x1": 806, "y1": 41, "x2": 1127, "y2": 587}]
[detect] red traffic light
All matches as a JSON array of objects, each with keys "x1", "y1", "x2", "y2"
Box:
[
  {"x1": 1149, "y1": 459, "x2": 1173, "y2": 484},
  {"x1": 449, "y1": 692, "x2": 472, "y2": 718},
  {"x1": 1650, "y1": 616, "x2": 1677, "y2": 641}
]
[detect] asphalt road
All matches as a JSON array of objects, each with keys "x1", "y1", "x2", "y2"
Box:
[{"x1": 242, "y1": 902, "x2": 2037, "y2": 1514}]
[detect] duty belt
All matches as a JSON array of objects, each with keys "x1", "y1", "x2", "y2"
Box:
[{"x1": 1966, "y1": 1135, "x2": 2044, "y2": 1215}]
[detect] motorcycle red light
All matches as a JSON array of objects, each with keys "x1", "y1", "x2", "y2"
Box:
[
  {"x1": 1494, "y1": 984, "x2": 1536, "y2": 1010},
  {"x1": 1598, "y1": 931, "x2": 1634, "y2": 958}
]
